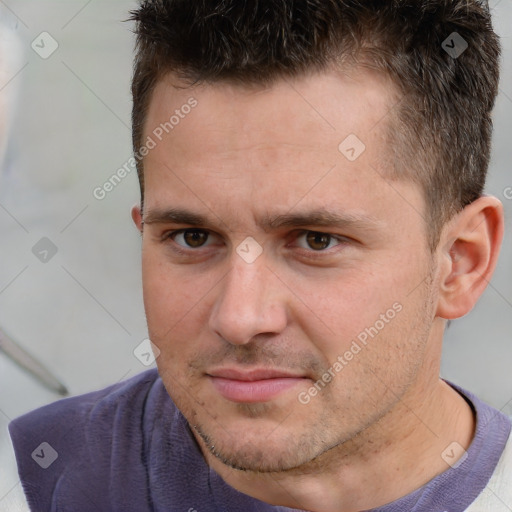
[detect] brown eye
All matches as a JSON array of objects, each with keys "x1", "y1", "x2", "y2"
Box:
[
  {"x1": 305, "y1": 232, "x2": 333, "y2": 251},
  {"x1": 176, "y1": 229, "x2": 210, "y2": 248}
]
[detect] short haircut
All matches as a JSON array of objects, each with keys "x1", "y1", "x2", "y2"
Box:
[{"x1": 130, "y1": 0, "x2": 500, "y2": 249}]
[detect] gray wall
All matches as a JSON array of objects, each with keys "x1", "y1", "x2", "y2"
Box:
[{"x1": 0, "y1": 0, "x2": 511, "y2": 503}]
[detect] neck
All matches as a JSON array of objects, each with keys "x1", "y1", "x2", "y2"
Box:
[{"x1": 198, "y1": 375, "x2": 475, "y2": 512}]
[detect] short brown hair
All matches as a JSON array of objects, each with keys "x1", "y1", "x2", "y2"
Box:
[{"x1": 130, "y1": 0, "x2": 500, "y2": 249}]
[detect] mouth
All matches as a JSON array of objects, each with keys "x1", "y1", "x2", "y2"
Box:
[{"x1": 207, "y1": 368, "x2": 308, "y2": 403}]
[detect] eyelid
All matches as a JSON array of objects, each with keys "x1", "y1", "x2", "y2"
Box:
[
  {"x1": 164, "y1": 228, "x2": 219, "y2": 249},
  {"x1": 290, "y1": 230, "x2": 348, "y2": 251}
]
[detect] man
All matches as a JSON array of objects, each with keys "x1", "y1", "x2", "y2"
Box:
[{"x1": 8, "y1": 0, "x2": 512, "y2": 510}]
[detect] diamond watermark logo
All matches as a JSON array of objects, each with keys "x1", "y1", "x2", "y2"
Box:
[
  {"x1": 31, "y1": 442, "x2": 58, "y2": 469},
  {"x1": 236, "y1": 237, "x2": 263, "y2": 264},
  {"x1": 134, "y1": 338, "x2": 161, "y2": 367},
  {"x1": 338, "y1": 134, "x2": 366, "y2": 162},
  {"x1": 442, "y1": 32, "x2": 468, "y2": 59},
  {"x1": 32, "y1": 237, "x2": 58, "y2": 263},
  {"x1": 31, "y1": 32, "x2": 59, "y2": 60},
  {"x1": 441, "y1": 441, "x2": 468, "y2": 469}
]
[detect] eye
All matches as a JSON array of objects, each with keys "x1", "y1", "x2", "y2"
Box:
[
  {"x1": 295, "y1": 231, "x2": 343, "y2": 251},
  {"x1": 170, "y1": 229, "x2": 213, "y2": 249}
]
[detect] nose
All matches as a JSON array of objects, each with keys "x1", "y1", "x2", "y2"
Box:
[{"x1": 208, "y1": 255, "x2": 288, "y2": 345}]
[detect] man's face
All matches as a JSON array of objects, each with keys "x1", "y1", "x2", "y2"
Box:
[{"x1": 137, "y1": 68, "x2": 439, "y2": 472}]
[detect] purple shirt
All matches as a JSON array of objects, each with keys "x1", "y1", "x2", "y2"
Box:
[{"x1": 9, "y1": 369, "x2": 511, "y2": 511}]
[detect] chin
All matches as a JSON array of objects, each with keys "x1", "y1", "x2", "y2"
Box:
[
  {"x1": 191, "y1": 411, "x2": 335, "y2": 474},
  {"x1": 195, "y1": 425, "x2": 310, "y2": 472}
]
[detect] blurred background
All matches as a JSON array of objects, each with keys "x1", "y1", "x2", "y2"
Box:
[{"x1": 0, "y1": 0, "x2": 511, "y2": 507}]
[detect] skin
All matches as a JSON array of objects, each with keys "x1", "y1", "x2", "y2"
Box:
[{"x1": 132, "y1": 67, "x2": 504, "y2": 512}]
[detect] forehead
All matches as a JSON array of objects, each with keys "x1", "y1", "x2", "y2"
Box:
[
  {"x1": 145, "y1": 67, "x2": 397, "y2": 155},
  {"x1": 141, "y1": 68, "x2": 423, "y2": 234}
]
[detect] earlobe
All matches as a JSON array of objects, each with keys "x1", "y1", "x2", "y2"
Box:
[
  {"x1": 436, "y1": 196, "x2": 504, "y2": 320},
  {"x1": 131, "y1": 205, "x2": 144, "y2": 233}
]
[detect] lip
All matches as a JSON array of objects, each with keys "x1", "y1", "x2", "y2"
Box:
[{"x1": 207, "y1": 368, "x2": 307, "y2": 403}]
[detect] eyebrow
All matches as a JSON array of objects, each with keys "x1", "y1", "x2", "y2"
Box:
[
  {"x1": 261, "y1": 211, "x2": 381, "y2": 232},
  {"x1": 144, "y1": 208, "x2": 208, "y2": 227},
  {"x1": 143, "y1": 207, "x2": 382, "y2": 233}
]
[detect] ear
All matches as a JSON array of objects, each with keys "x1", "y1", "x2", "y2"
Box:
[
  {"x1": 436, "y1": 196, "x2": 504, "y2": 320},
  {"x1": 131, "y1": 205, "x2": 144, "y2": 233}
]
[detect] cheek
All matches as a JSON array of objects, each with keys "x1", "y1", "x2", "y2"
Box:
[
  {"x1": 292, "y1": 257, "x2": 426, "y2": 363},
  {"x1": 142, "y1": 267, "x2": 203, "y2": 377},
  {"x1": 289, "y1": 270, "x2": 398, "y2": 343},
  {"x1": 141, "y1": 249, "x2": 223, "y2": 360},
  {"x1": 141, "y1": 253, "x2": 197, "y2": 333}
]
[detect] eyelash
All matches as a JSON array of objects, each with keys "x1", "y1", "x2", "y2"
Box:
[{"x1": 161, "y1": 229, "x2": 349, "y2": 257}]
